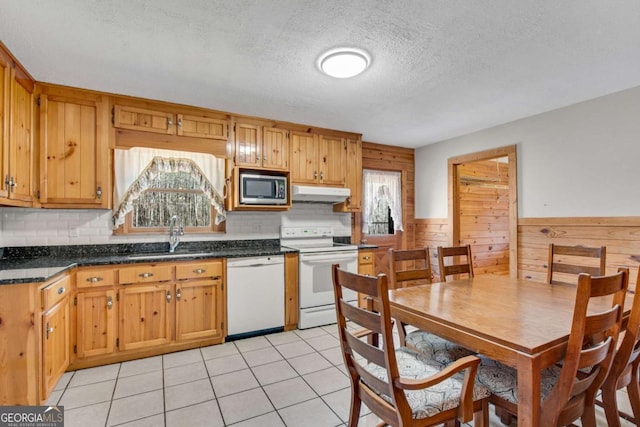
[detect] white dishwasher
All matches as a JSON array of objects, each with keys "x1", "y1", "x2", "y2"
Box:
[{"x1": 226, "y1": 255, "x2": 285, "y2": 338}]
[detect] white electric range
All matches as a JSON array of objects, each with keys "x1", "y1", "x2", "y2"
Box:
[{"x1": 281, "y1": 226, "x2": 358, "y2": 329}]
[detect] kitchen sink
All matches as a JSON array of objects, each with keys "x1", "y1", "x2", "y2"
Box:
[{"x1": 127, "y1": 251, "x2": 214, "y2": 260}]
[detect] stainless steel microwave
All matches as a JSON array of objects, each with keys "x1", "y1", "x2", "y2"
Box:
[{"x1": 239, "y1": 172, "x2": 288, "y2": 205}]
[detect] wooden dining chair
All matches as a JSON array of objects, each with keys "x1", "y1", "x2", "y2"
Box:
[
  {"x1": 547, "y1": 243, "x2": 606, "y2": 286},
  {"x1": 600, "y1": 269, "x2": 640, "y2": 427},
  {"x1": 332, "y1": 264, "x2": 490, "y2": 427},
  {"x1": 437, "y1": 245, "x2": 474, "y2": 281},
  {"x1": 389, "y1": 248, "x2": 476, "y2": 366},
  {"x1": 476, "y1": 268, "x2": 629, "y2": 426}
]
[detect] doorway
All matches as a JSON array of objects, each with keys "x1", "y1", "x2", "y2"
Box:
[{"x1": 448, "y1": 145, "x2": 518, "y2": 277}]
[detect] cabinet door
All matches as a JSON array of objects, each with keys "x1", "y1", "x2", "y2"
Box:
[
  {"x1": 175, "y1": 279, "x2": 223, "y2": 341},
  {"x1": 262, "y1": 127, "x2": 289, "y2": 170},
  {"x1": 290, "y1": 131, "x2": 318, "y2": 184},
  {"x1": 113, "y1": 105, "x2": 174, "y2": 135},
  {"x1": 0, "y1": 50, "x2": 9, "y2": 199},
  {"x1": 40, "y1": 93, "x2": 109, "y2": 206},
  {"x1": 318, "y1": 135, "x2": 346, "y2": 186},
  {"x1": 8, "y1": 71, "x2": 33, "y2": 203},
  {"x1": 177, "y1": 114, "x2": 227, "y2": 140},
  {"x1": 76, "y1": 289, "x2": 116, "y2": 358},
  {"x1": 357, "y1": 250, "x2": 375, "y2": 308},
  {"x1": 42, "y1": 297, "x2": 70, "y2": 399},
  {"x1": 119, "y1": 284, "x2": 172, "y2": 351},
  {"x1": 335, "y1": 138, "x2": 362, "y2": 212},
  {"x1": 234, "y1": 123, "x2": 261, "y2": 167}
]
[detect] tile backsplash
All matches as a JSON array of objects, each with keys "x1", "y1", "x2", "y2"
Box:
[{"x1": 0, "y1": 203, "x2": 351, "y2": 247}]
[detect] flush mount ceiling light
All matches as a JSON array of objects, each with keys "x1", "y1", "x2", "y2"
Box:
[{"x1": 318, "y1": 48, "x2": 371, "y2": 78}]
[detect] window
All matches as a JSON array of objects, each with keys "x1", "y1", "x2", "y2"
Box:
[
  {"x1": 113, "y1": 147, "x2": 226, "y2": 234},
  {"x1": 362, "y1": 169, "x2": 403, "y2": 235}
]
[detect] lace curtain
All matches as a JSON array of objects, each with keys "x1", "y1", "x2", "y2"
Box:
[
  {"x1": 113, "y1": 147, "x2": 226, "y2": 229},
  {"x1": 362, "y1": 169, "x2": 403, "y2": 234}
]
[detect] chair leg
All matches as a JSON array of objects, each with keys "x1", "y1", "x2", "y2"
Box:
[
  {"x1": 347, "y1": 389, "x2": 362, "y2": 427},
  {"x1": 627, "y1": 361, "x2": 640, "y2": 423},
  {"x1": 580, "y1": 404, "x2": 597, "y2": 427},
  {"x1": 601, "y1": 382, "x2": 622, "y2": 427},
  {"x1": 473, "y1": 399, "x2": 489, "y2": 427},
  {"x1": 395, "y1": 320, "x2": 407, "y2": 346},
  {"x1": 443, "y1": 420, "x2": 459, "y2": 427}
]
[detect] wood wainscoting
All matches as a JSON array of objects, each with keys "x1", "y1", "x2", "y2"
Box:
[{"x1": 416, "y1": 216, "x2": 640, "y2": 290}]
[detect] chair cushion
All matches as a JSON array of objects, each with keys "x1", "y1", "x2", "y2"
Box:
[
  {"x1": 405, "y1": 330, "x2": 477, "y2": 365},
  {"x1": 476, "y1": 355, "x2": 560, "y2": 404},
  {"x1": 364, "y1": 347, "x2": 490, "y2": 419}
]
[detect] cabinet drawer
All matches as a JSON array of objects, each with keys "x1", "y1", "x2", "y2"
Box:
[
  {"x1": 119, "y1": 264, "x2": 173, "y2": 284},
  {"x1": 77, "y1": 268, "x2": 116, "y2": 289},
  {"x1": 358, "y1": 251, "x2": 374, "y2": 265},
  {"x1": 42, "y1": 275, "x2": 72, "y2": 310},
  {"x1": 176, "y1": 261, "x2": 223, "y2": 280}
]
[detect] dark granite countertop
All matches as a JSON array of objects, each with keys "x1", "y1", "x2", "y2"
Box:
[
  {"x1": 0, "y1": 240, "x2": 298, "y2": 285},
  {"x1": 357, "y1": 244, "x2": 379, "y2": 250}
]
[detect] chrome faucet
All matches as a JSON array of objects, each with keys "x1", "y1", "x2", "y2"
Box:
[{"x1": 168, "y1": 215, "x2": 184, "y2": 253}]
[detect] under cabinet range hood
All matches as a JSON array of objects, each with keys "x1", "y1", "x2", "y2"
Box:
[{"x1": 291, "y1": 185, "x2": 350, "y2": 203}]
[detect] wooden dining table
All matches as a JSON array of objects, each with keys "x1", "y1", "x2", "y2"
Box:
[{"x1": 387, "y1": 274, "x2": 631, "y2": 427}]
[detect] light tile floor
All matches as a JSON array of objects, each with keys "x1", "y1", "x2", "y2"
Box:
[{"x1": 48, "y1": 324, "x2": 637, "y2": 427}]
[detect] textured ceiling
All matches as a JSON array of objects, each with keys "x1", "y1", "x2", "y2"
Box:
[{"x1": 2, "y1": 1, "x2": 640, "y2": 148}]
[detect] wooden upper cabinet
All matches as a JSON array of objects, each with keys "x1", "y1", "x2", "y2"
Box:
[
  {"x1": 334, "y1": 137, "x2": 362, "y2": 212},
  {"x1": 318, "y1": 135, "x2": 346, "y2": 186},
  {"x1": 114, "y1": 104, "x2": 228, "y2": 140},
  {"x1": 0, "y1": 44, "x2": 35, "y2": 206},
  {"x1": 262, "y1": 127, "x2": 288, "y2": 170},
  {"x1": 234, "y1": 122, "x2": 289, "y2": 170},
  {"x1": 290, "y1": 132, "x2": 346, "y2": 186},
  {"x1": 234, "y1": 123, "x2": 261, "y2": 167},
  {"x1": 290, "y1": 131, "x2": 318, "y2": 184},
  {"x1": 39, "y1": 85, "x2": 110, "y2": 208}
]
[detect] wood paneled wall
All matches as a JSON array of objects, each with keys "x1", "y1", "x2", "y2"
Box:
[
  {"x1": 354, "y1": 142, "x2": 415, "y2": 276},
  {"x1": 458, "y1": 160, "x2": 510, "y2": 275},
  {"x1": 415, "y1": 218, "x2": 448, "y2": 280},
  {"x1": 415, "y1": 216, "x2": 640, "y2": 289}
]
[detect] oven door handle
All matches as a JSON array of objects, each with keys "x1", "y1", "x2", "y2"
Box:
[{"x1": 300, "y1": 252, "x2": 358, "y2": 263}]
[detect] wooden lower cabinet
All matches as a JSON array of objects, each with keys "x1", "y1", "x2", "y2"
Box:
[
  {"x1": 358, "y1": 249, "x2": 375, "y2": 307},
  {"x1": 175, "y1": 279, "x2": 223, "y2": 341},
  {"x1": 41, "y1": 296, "x2": 70, "y2": 399},
  {"x1": 119, "y1": 283, "x2": 173, "y2": 351},
  {"x1": 76, "y1": 289, "x2": 116, "y2": 358}
]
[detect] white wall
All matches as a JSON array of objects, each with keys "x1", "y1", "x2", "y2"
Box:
[
  {"x1": 415, "y1": 85, "x2": 640, "y2": 219},
  {"x1": 0, "y1": 203, "x2": 351, "y2": 247}
]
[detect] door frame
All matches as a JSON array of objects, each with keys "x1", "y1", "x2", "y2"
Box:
[{"x1": 448, "y1": 145, "x2": 518, "y2": 277}]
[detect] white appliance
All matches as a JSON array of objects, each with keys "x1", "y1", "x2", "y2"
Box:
[
  {"x1": 281, "y1": 226, "x2": 358, "y2": 329},
  {"x1": 291, "y1": 185, "x2": 350, "y2": 203},
  {"x1": 226, "y1": 255, "x2": 285, "y2": 337}
]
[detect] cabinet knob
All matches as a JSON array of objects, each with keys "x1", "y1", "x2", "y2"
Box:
[
  {"x1": 314, "y1": 171, "x2": 318, "y2": 179},
  {"x1": 87, "y1": 276, "x2": 103, "y2": 283},
  {"x1": 96, "y1": 186, "x2": 103, "y2": 200},
  {"x1": 139, "y1": 272, "x2": 154, "y2": 279},
  {"x1": 176, "y1": 288, "x2": 182, "y2": 301},
  {"x1": 320, "y1": 171, "x2": 324, "y2": 180},
  {"x1": 263, "y1": 156, "x2": 267, "y2": 162},
  {"x1": 107, "y1": 296, "x2": 113, "y2": 309},
  {"x1": 167, "y1": 118, "x2": 173, "y2": 129},
  {"x1": 166, "y1": 291, "x2": 172, "y2": 303},
  {"x1": 177, "y1": 117, "x2": 182, "y2": 128},
  {"x1": 57, "y1": 287, "x2": 65, "y2": 295},
  {"x1": 256, "y1": 157, "x2": 260, "y2": 163},
  {"x1": 193, "y1": 268, "x2": 206, "y2": 274},
  {"x1": 362, "y1": 256, "x2": 371, "y2": 261}
]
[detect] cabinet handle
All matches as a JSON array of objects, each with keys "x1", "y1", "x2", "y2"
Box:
[
  {"x1": 86, "y1": 276, "x2": 103, "y2": 283},
  {"x1": 212, "y1": 276, "x2": 221, "y2": 280},
  {"x1": 362, "y1": 256, "x2": 371, "y2": 260},
  {"x1": 57, "y1": 287, "x2": 65, "y2": 295},
  {"x1": 320, "y1": 171, "x2": 324, "y2": 180},
  {"x1": 263, "y1": 156, "x2": 267, "y2": 162},
  {"x1": 256, "y1": 156, "x2": 260, "y2": 163},
  {"x1": 177, "y1": 117, "x2": 182, "y2": 128},
  {"x1": 176, "y1": 288, "x2": 182, "y2": 301},
  {"x1": 167, "y1": 117, "x2": 173, "y2": 129},
  {"x1": 193, "y1": 268, "x2": 206, "y2": 274},
  {"x1": 314, "y1": 171, "x2": 318, "y2": 179},
  {"x1": 107, "y1": 296, "x2": 113, "y2": 310},
  {"x1": 138, "y1": 272, "x2": 154, "y2": 279},
  {"x1": 46, "y1": 322, "x2": 54, "y2": 339},
  {"x1": 96, "y1": 186, "x2": 103, "y2": 200},
  {"x1": 166, "y1": 291, "x2": 172, "y2": 303}
]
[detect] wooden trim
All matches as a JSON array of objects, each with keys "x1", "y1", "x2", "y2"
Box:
[
  {"x1": 115, "y1": 129, "x2": 228, "y2": 157},
  {"x1": 519, "y1": 217, "x2": 640, "y2": 227},
  {"x1": 448, "y1": 145, "x2": 518, "y2": 277}
]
